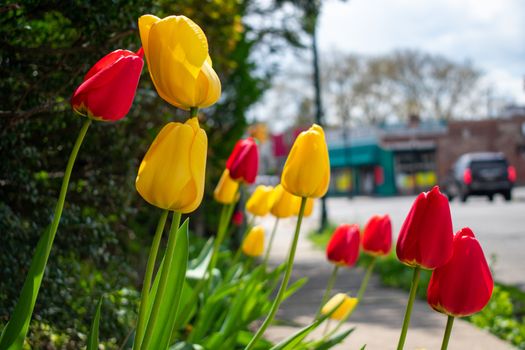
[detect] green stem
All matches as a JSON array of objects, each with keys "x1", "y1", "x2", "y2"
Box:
[
  {"x1": 0, "y1": 118, "x2": 91, "y2": 349},
  {"x1": 232, "y1": 216, "x2": 256, "y2": 265},
  {"x1": 133, "y1": 210, "x2": 169, "y2": 350},
  {"x1": 48, "y1": 118, "x2": 92, "y2": 252},
  {"x1": 245, "y1": 197, "x2": 307, "y2": 350},
  {"x1": 190, "y1": 107, "x2": 199, "y2": 117},
  {"x1": 325, "y1": 256, "x2": 376, "y2": 339},
  {"x1": 140, "y1": 211, "x2": 182, "y2": 350},
  {"x1": 207, "y1": 203, "x2": 234, "y2": 279},
  {"x1": 440, "y1": 316, "x2": 455, "y2": 350},
  {"x1": 356, "y1": 256, "x2": 376, "y2": 301},
  {"x1": 262, "y1": 218, "x2": 280, "y2": 266},
  {"x1": 396, "y1": 266, "x2": 421, "y2": 350},
  {"x1": 243, "y1": 257, "x2": 253, "y2": 274},
  {"x1": 315, "y1": 265, "x2": 340, "y2": 320}
]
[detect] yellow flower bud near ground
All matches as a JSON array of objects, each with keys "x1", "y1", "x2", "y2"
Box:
[
  {"x1": 138, "y1": 14, "x2": 221, "y2": 110},
  {"x1": 213, "y1": 169, "x2": 239, "y2": 204},
  {"x1": 321, "y1": 293, "x2": 358, "y2": 321},
  {"x1": 242, "y1": 226, "x2": 265, "y2": 257},
  {"x1": 246, "y1": 185, "x2": 275, "y2": 217},
  {"x1": 282, "y1": 124, "x2": 330, "y2": 198},
  {"x1": 135, "y1": 118, "x2": 207, "y2": 213},
  {"x1": 270, "y1": 185, "x2": 300, "y2": 218}
]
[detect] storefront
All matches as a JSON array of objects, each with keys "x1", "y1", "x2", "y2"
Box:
[{"x1": 328, "y1": 143, "x2": 397, "y2": 196}]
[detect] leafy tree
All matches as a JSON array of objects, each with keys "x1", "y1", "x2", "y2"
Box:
[{"x1": 0, "y1": 0, "x2": 297, "y2": 346}]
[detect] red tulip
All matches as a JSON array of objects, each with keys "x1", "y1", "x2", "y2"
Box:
[
  {"x1": 232, "y1": 210, "x2": 244, "y2": 226},
  {"x1": 427, "y1": 227, "x2": 493, "y2": 317},
  {"x1": 226, "y1": 138, "x2": 259, "y2": 184},
  {"x1": 71, "y1": 49, "x2": 144, "y2": 122},
  {"x1": 396, "y1": 186, "x2": 453, "y2": 269},
  {"x1": 362, "y1": 214, "x2": 392, "y2": 256},
  {"x1": 326, "y1": 224, "x2": 360, "y2": 267}
]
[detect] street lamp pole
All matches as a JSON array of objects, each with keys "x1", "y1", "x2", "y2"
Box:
[{"x1": 311, "y1": 15, "x2": 328, "y2": 232}]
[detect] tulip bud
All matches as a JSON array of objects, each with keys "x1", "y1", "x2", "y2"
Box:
[
  {"x1": 427, "y1": 228, "x2": 493, "y2": 317},
  {"x1": 213, "y1": 169, "x2": 239, "y2": 204},
  {"x1": 232, "y1": 210, "x2": 244, "y2": 226},
  {"x1": 242, "y1": 226, "x2": 265, "y2": 257},
  {"x1": 71, "y1": 49, "x2": 143, "y2": 121},
  {"x1": 282, "y1": 124, "x2": 330, "y2": 198},
  {"x1": 396, "y1": 186, "x2": 453, "y2": 269},
  {"x1": 270, "y1": 185, "x2": 300, "y2": 219},
  {"x1": 226, "y1": 138, "x2": 259, "y2": 184},
  {"x1": 135, "y1": 118, "x2": 207, "y2": 213},
  {"x1": 321, "y1": 293, "x2": 358, "y2": 321},
  {"x1": 138, "y1": 15, "x2": 221, "y2": 110},
  {"x1": 246, "y1": 185, "x2": 275, "y2": 217},
  {"x1": 362, "y1": 215, "x2": 392, "y2": 256},
  {"x1": 326, "y1": 224, "x2": 361, "y2": 267}
]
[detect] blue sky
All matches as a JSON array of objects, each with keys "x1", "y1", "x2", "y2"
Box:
[{"x1": 318, "y1": 0, "x2": 525, "y2": 103}]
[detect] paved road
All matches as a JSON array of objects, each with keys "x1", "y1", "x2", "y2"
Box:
[{"x1": 325, "y1": 187, "x2": 525, "y2": 289}]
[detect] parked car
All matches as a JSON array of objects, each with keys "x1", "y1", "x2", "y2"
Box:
[{"x1": 442, "y1": 152, "x2": 516, "y2": 202}]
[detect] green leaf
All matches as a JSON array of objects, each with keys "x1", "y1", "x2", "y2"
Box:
[
  {"x1": 0, "y1": 226, "x2": 52, "y2": 350},
  {"x1": 168, "y1": 342, "x2": 204, "y2": 350},
  {"x1": 283, "y1": 277, "x2": 308, "y2": 300},
  {"x1": 314, "y1": 328, "x2": 355, "y2": 350},
  {"x1": 87, "y1": 297, "x2": 103, "y2": 350},
  {"x1": 186, "y1": 238, "x2": 214, "y2": 281},
  {"x1": 269, "y1": 299, "x2": 343, "y2": 350},
  {"x1": 236, "y1": 330, "x2": 273, "y2": 349},
  {"x1": 188, "y1": 238, "x2": 214, "y2": 270},
  {"x1": 142, "y1": 219, "x2": 189, "y2": 350}
]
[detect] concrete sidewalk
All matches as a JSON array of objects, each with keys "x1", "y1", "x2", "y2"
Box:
[{"x1": 260, "y1": 214, "x2": 514, "y2": 350}]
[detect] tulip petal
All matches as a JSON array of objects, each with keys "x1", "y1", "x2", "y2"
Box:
[
  {"x1": 427, "y1": 228, "x2": 493, "y2": 317},
  {"x1": 138, "y1": 14, "x2": 161, "y2": 65},
  {"x1": 71, "y1": 55, "x2": 143, "y2": 121},
  {"x1": 196, "y1": 60, "x2": 221, "y2": 108},
  {"x1": 282, "y1": 124, "x2": 330, "y2": 198}
]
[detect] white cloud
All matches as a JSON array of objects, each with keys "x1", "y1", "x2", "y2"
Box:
[{"x1": 317, "y1": 0, "x2": 525, "y2": 103}]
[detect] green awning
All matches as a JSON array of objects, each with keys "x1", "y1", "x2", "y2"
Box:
[{"x1": 329, "y1": 144, "x2": 380, "y2": 167}]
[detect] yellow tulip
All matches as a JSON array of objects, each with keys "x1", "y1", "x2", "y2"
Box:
[
  {"x1": 138, "y1": 15, "x2": 221, "y2": 110},
  {"x1": 270, "y1": 185, "x2": 300, "y2": 218},
  {"x1": 246, "y1": 185, "x2": 275, "y2": 217},
  {"x1": 242, "y1": 226, "x2": 265, "y2": 257},
  {"x1": 321, "y1": 293, "x2": 358, "y2": 321},
  {"x1": 282, "y1": 124, "x2": 330, "y2": 198},
  {"x1": 302, "y1": 198, "x2": 315, "y2": 217},
  {"x1": 213, "y1": 169, "x2": 239, "y2": 204},
  {"x1": 135, "y1": 118, "x2": 207, "y2": 213}
]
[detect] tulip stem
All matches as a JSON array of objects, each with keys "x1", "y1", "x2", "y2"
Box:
[
  {"x1": 0, "y1": 118, "x2": 91, "y2": 349},
  {"x1": 205, "y1": 200, "x2": 236, "y2": 296},
  {"x1": 396, "y1": 266, "x2": 421, "y2": 350},
  {"x1": 357, "y1": 256, "x2": 376, "y2": 301},
  {"x1": 262, "y1": 218, "x2": 280, "y2": 266},
  {"x1": 140, "y1": 211, "x2": 181, "y2": 350},
  {"x1": 324, "y1": 256, "x2": 377, "y2": 340},
  {"x1": 232, "y1": 216, "x2": 256, "y2": 265},
  {"x1": 133, "y1": 209, "x2": 169, "y2": 350},
  {"x1": 48, "y1": 118, "x2": 92, "y2": 253},
  {"x1": 440, "y1": 316, "x2": 455, "y2": 350},
  {"x1": 245, "y1": 197, "x2": 307, "y2": 350},
  {"x1": 190, "y1": 107, "x2": 199, "y2": 117},
  {"x1": 315, "y1": 265, "x2": 339, "y2": 320}
]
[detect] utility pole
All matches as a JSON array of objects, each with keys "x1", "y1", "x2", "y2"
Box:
[{"x1": 309, "y1": 4, "x2": 328, "y2": 232}]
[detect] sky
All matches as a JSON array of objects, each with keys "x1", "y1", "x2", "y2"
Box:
[
  {"x1": 317, "y1": 0, "x2": 525, "y2": 103},
  {"x1": 248, "y1": 0, "x2": 525, "y2": 131}
]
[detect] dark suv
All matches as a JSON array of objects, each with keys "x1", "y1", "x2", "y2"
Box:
[{"x1": 443, "y1": 152, "x2": 516, "y2": 202}]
